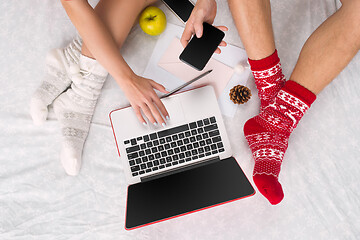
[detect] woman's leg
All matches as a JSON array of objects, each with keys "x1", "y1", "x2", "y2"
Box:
[{"x1": 81, "y1": 0, "x2": 157, "y2": 58}]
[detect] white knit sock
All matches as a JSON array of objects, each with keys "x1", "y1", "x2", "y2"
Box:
[
  {"x1": 53, "y1": 55, "x2": 108, "y2": 176},
  {"x1": 30, "y1": 37, "x2": 82, "y2": 125}
]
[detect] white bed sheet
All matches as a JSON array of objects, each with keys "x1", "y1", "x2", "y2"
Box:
[{"x1": 1, "y1": 0, "x2": 360, "y2": 239}]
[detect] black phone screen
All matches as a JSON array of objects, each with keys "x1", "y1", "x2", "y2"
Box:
[
  {"x1": 179, "y1": 22, "x2": 225, "y2": 71},
  {"x1": 162, "y1": 0, "x2": 194, "y2": 23}
]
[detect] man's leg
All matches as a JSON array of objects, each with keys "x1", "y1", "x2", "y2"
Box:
[{"x1": 229, "y1": 0, "x2": 360, "y2": 204}]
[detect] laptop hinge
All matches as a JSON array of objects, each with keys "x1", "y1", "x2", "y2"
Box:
[{"x1": 140, "y1": 156, "x2": 221, "y2": 183}]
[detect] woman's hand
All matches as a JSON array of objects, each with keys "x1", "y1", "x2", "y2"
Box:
[
  {"x1": 119, "y1": 74, "x2": 169, "y2": 126},
  {"x1": 180, "y1": 0, "x2": 228, "y2": 54}
]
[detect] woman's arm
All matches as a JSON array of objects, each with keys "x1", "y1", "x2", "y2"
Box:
[{"x1": 60, "y1": 0, "x2": 169, "y2": 126}]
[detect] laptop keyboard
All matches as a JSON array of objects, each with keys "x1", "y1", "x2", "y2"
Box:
[{"x1": 124, "y1": 116, "x2": 225, "y2": 177}]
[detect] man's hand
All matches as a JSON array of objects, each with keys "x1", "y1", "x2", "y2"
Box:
[{"x1": 180, "y1": 0, "x2": 228, "y2": 54}]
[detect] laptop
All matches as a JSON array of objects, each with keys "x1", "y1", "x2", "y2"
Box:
[{"x1": 109, "y1": 85, "x2": 255, "y2": 230}]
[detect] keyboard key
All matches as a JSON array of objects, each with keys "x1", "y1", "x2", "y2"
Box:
[
  {"x1": 211, "y1": 144, "x2": 217, "y2": 150},
  {"x1": 189, "y1": 122, "x2": 197, "y2": 129},
  {"x1": 198, "y1": 128, "x2": 204, "y2": 134},
  {"x1": 126, "y1": 145, "x2": 140, "y2": 153},
  {"x1": 166, "y1": 156, "x2": 172, "y2": 162},
  {"x1": 130, "y1": 138, "x2": 137, "y2": 145},
  {"x1": 186, "y1": 144, "x2": 193, "y2": 150},
  {"x1": 197, "y1": 120, "x2": 203, "y2": 127},
  {"x1": 140, "y1": 163, "x2": 146, "y2": 169},
  {"x1": 193, "y1": 142, "x2": 199, "y2": 148},
  {"x1": 131, "y1": 165, "x2": 140, "y2": 172},
  {"x1": 142, "y1": 156, "x2": 148, "y2": 162},
  {"x1": 155, "y1": 153, "x2": 161, "y2": 159},
  {"x1": 196, "y1": 135, "x2": 202, "y2": 141},
  {"x1": 179, "y1": 133, "x2": 185, "y2": 139},
  {"x1": 205, "y1": 146, "x2": 211, "y2": 152},
  {"x1": 159, "y1": 165, "x2": 165, "y2": 169},
  {"x1": 146, "y1": 169, "x2": 152, "y2": 173},
  {"x1": 159, "y1": 138, "x2": 165, "y2": 144},
  {"x1": 151, "y1": 147, "x2": 158, "y2": 153},
  {"x1": 205, "y1": 152, "x2": 211, "y2": 156},
  {"x1": 217, "y1": 142, "x2": 224, "y2": 148},
  {"x1": 139, "y1": 150, "x2": 145, "y2": 156},
  {"x1": 179, "y1": 153, "x2": 185, "y2": 159},
  {"x1": 212, "y1": 150, "x2": 218, "y2": 154},
  {"x1": 219, "y1": 148, "x2": 225, "y2": 152},
  {"x1": 192, "y1": 149, "x2": 198, "y2": 155},
  {"x1": 204, "y1": 124, "x2": 218, "y2": 132},
  {"x1": 158, "y1": 124, "x2": 189, "y2": 138},
  {"x1": 148, "y1": 155, "x2": 155, "y2": 161},
  {"x1": 147, "y1": 162, "x2": 153, "y2": 168},
  {"x1": 137, "y1": 136, "x2": 142, "y2": 141},
  {"x1": 128, "y1": 152, "x2": 138, "y2": 159},
  {"x1": 150, "y1": 133, "x2": 157, "y2": 140},
  {"x1": 158, "y1": 145, "x2": 164, "y2": 151},
  {"x1": 166, "y1": 137, "x2": 172, "y2": 142},
  {"x1": 146, "y1": 142, "x2": 153, "y2": 148},
  {"x1": 153, "y1": 140, "x2": 159, "y2": 146},
  {"x1": 185, "y1": 131, "x2": 191, "y2": 137},
  {"x1": 185, "y1": 151, "x2": 191, "y2": 157},
  {"x1": 139, "y1": 170, "x2": 145, "y2": 175},
  {"x1": 199, "y1": 154, "x2": 205, "y2": 158},
  {"x1": 135, "y1": 158, "x2": 142, "y2": 164},
  {"x1": 180, "y1": 146, "x2": 186, "y2": 152},
  {"x1": 172, "y1": 135, "x2": 178, "y2": 141},
  {"x1": 210, "y1": 117, "x2": 216, "y2": 123},
  {"x1": 190, "y1": 137, "x2": 196, "y2": 142},
  {"x1": 152, "y1": 167, "x2": 159, "y2": 171},
  {"x1": 153, "y1": 160, "x2": 160, "y2": 166},
  {"x1": 161, "y1": 151, "x2": 167, "y2": 157},
  {"x1": 209, "y1": 130, "x2": 220, "y2": 137},
  {"x1": 160, "y1": 158, "x2": 166, "y2": 164},
  {"x1": 203, "y1": 118, "x2": 210, "y2": 125},
  {"x1": 183, "y1": 138, "x2": 190, "y2": 144},
  {"x1": 185, "y1": 158, "x2": 192, "y2": 162},
  {"x1": 167, "y1": 149, "x2": 174, "y2": 155},
  {"x1": 143, "y1": 135, "x2": 150, "y2": 142},
  {"x1": 200, "y1": 140, "x2": 206, "y2": 146},
  {"x1": 171, "y1": 142, "x2": 177, "y2": 148},
  {"x1": 165, "y1": 143, "x2": 170, "y2": 149},
  {"x1": 129, "y1": 160, "x2": 135, "y2": 166},
  {"x1": 174, "y1": 148, "x2": 180, "y2": 154},
  {"x1": 206, "y1": 139, "x2": 212, "y2": 145},
  {"x1": 166, "y1": 163, "x2": 172, "y2": 167},
  {"x1": 145, "y1": 149, "x2": 151, "y2": 155},
  {"x1": 132, "y1": 172, "x2": 138, "y2": 176},
  {"x1": 124, "y1": 140, "x2": 130, "y2": 145},
  {"x1": 198, "y1": 148, "x2": 204, "y2": 154},
  {"x1": 172, "y1": 161, "x2": 179, "y2": 165},
  {"x1": 177, "y1": 140, "x2": 183, "y2": 146},
  {"x1": 212, "y1": 136, "x2": 222, "y2": 143},
  {"x1": 191, "y1": 129, "x2": 197, "y2": 135},
  {"x1": 140, "y1": 143, "x2": 146, "y2": 149},
  {"x1": 179, "y1": 159, "x2": 185, "y2": 163},
  {"x1": 192, "y1": 155, "x2": 198, "y2": 160},
  {"x1": 173, "y1": 155, "x2": 179, "y2": 161},
  {"x1": 203, "y1": 133, "x2": 209, "y2": 139}
]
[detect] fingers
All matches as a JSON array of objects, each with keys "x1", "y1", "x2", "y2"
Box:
[
  {"x1": 133, "y1": 106, "x2": 147, "y2": 125},
  {"x1": 152, "y1": 95, "x2": 169, "y2": 121},
  {"x1": 216, "y1": 25, "x2": 228, "y2": 32},
  {"x1": 149, "y1": 80, "x2": 169, "y2": 94},
  {"x1": 180, "y1": 23, "x2": 194, "y2": 48}
]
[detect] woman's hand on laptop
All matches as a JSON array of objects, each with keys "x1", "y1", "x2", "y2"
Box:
[
  {"x1": 180, "y1": 0, "x2": 228, "y2": 54},
  {"x1": 120, "y1": 74, "x2": 170, "y2": 126}
]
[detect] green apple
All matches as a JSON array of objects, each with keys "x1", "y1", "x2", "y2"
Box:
[{"x1": 139, "y1": 6, "x2": 167, "y2": 36}]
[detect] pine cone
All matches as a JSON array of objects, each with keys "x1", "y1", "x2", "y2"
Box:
[{"x1": 229, "y1": 85, "x2": 252, "y2": 104}]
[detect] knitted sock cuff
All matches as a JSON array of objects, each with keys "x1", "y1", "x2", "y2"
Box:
[
  {"x1": 248, "y1": 50, "x2": 280, "y2": 71},
  {"x1": 282, "y1": 80, "x2": 317, "y2": 106}
]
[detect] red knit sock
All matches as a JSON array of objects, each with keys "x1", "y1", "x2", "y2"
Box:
[
  {"x1": 248, "y1": 50, "x2": 286, "y2": 110},
  {"x1": 244, "y1": 80, "x2": 316, "y2": 205}
]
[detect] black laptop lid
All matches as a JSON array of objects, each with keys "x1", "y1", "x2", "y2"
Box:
[{"x1": 125, "y1": 157, "x2": 255, "y2": 229}]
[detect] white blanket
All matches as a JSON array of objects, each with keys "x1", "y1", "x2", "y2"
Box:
[{"x1": 1, "y1": 0, "x2": 359, "y2": 239}]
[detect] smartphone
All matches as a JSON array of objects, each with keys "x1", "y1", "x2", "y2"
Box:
[
  {"x1": 179, "y1": 22, "x2": 225, "y2": 71},
  {"x1": 161, "y1": 0, "x2": 194, "y2": 23}
]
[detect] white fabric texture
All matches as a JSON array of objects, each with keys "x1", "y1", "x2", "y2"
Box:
[{"x1": 1, "y1": 0, "x2": 360, "y2": 239}]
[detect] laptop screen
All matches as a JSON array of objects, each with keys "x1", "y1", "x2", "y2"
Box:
[{"x1": 125, "y1": 157, "x2": 255, "y2": 229}]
